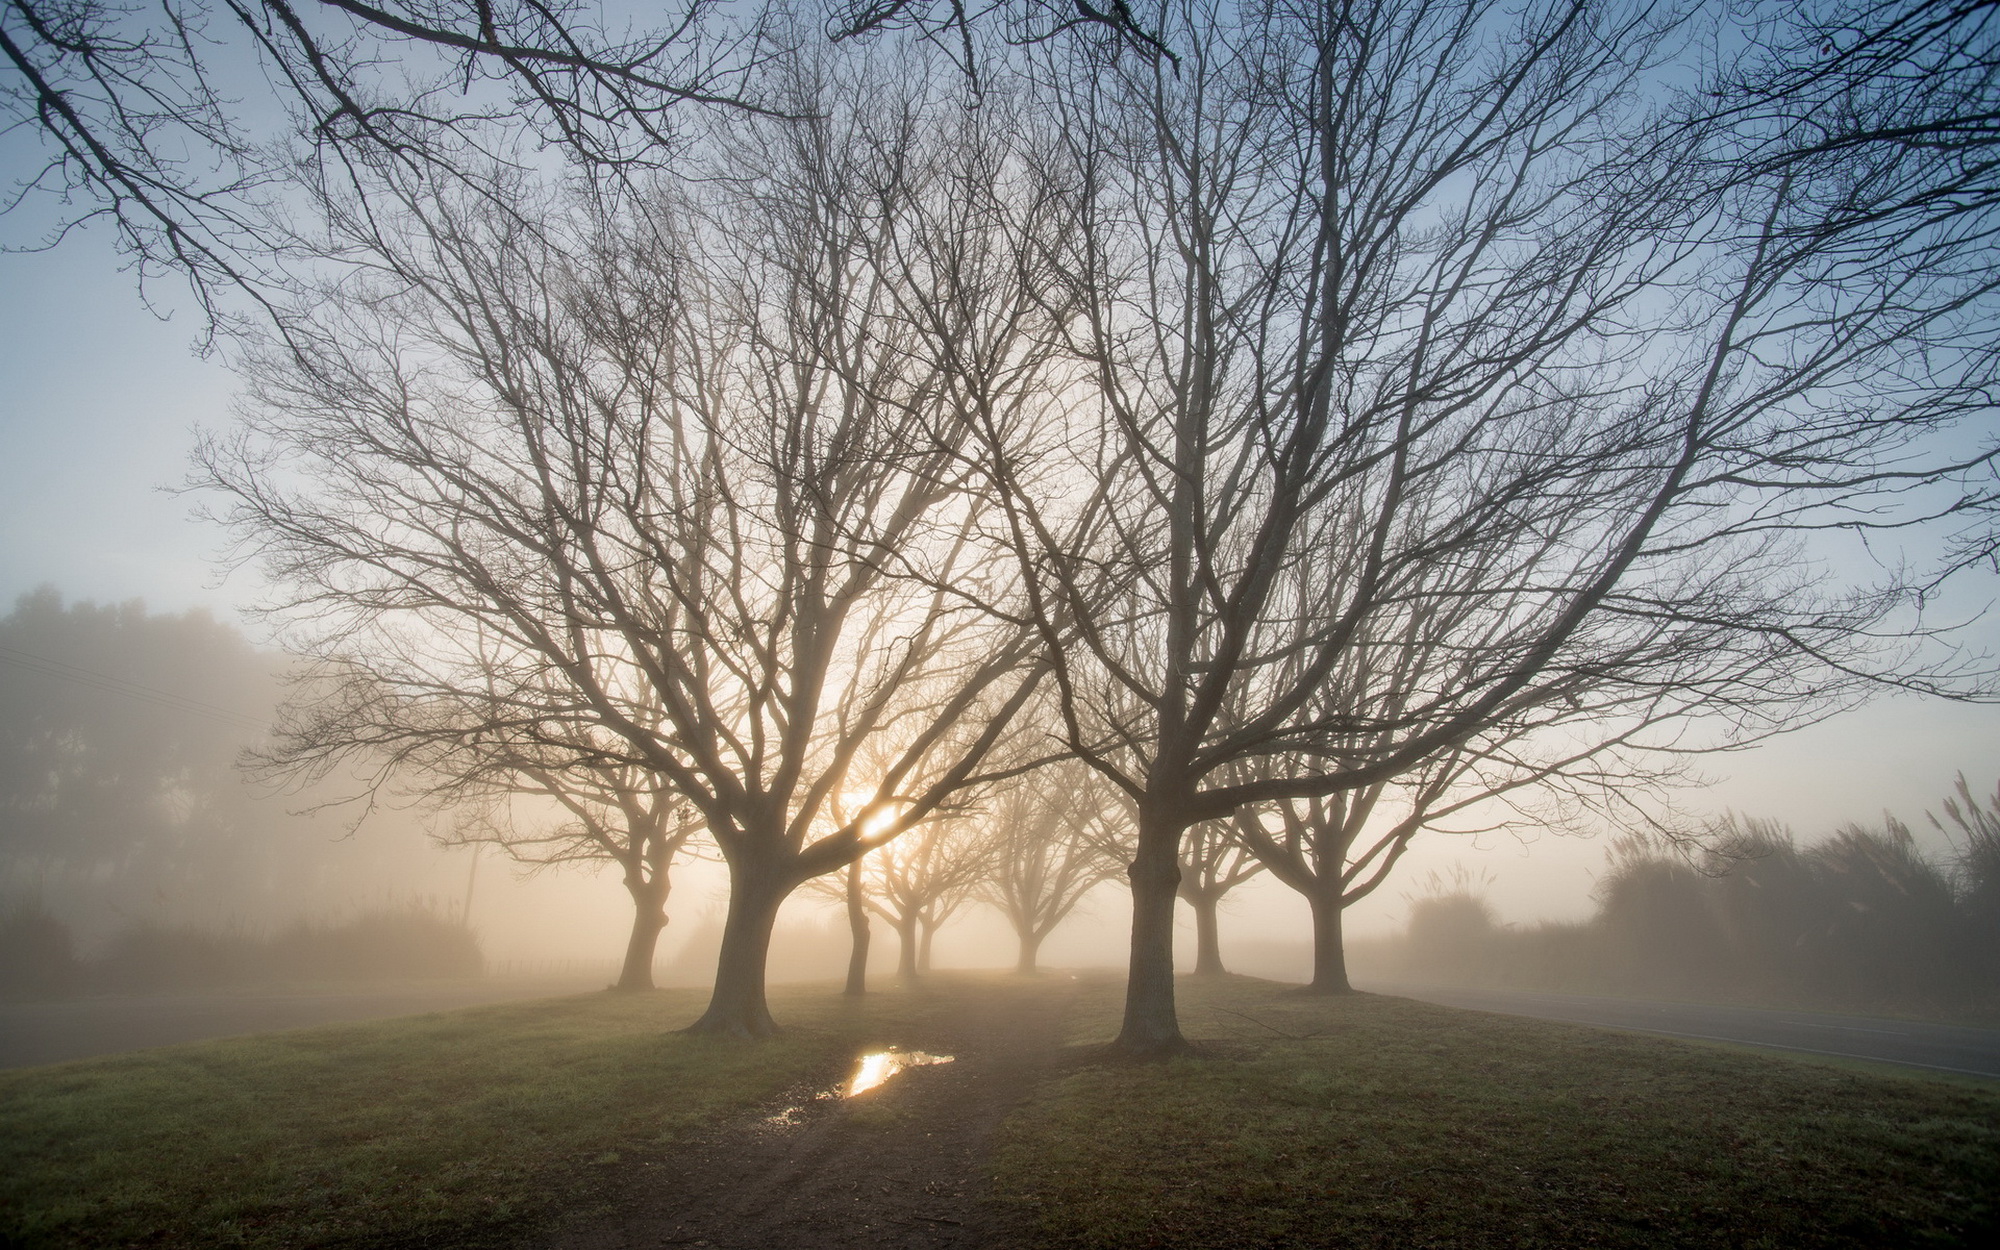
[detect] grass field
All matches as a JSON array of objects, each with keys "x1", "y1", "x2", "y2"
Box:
[
  {"x1": 994, "y1": 977, "x2": 2000, "y2": 1248},
  {"x1": 2, "y1": 974, "x2": 1997, "y2": 1248},
  {"x1": 0, "y1": 983, "x2": 946, "y2": 1248}
]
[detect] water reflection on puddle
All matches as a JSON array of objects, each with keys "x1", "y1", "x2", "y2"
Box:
[
  {"x1": 846, "y1": 1049, "x2": 954, "y2": 1096},
  {"x1": 761, "y1": 1049, "x2": 956, "y2": 1127}
]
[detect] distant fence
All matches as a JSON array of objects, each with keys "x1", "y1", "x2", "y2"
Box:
[{"x1": 487, "y1": 958, "x2": 626, "y2": 981}]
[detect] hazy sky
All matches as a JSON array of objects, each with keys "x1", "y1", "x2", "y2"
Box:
[{"x1": 4, "y1": 211, "x2": 1997, "y2": 955}]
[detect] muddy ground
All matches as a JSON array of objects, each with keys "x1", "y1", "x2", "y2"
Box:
[{"x1": 539, "y1": 978, "x2": 1081, "y2": 1250}]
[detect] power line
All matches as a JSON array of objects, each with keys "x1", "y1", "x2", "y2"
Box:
[{"x1": 0, "y1": 644, "x2": 274, "y2": 735}]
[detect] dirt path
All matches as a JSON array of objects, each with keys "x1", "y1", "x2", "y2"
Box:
[{"x1": 541, "y1": 978, "x2": 1079, "y2": 1250}]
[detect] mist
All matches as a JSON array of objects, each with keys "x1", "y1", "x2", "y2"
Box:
[{"x1": 7, "y1": 580, "x2": 1995, "y2": 1024}]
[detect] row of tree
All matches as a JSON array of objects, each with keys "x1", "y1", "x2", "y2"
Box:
[
  {"x1": 7, "y1": 1, "x2": 1998, "y2": 1052},
  {"x1": 0, "y1": 899, "x2": 481, "y2": 997},
  {"x1": 0, "y1": 589, "x2": 474, "y2": 937},
  {"x1": 1383, "y1": 777, "x2": 2000, "y2": 1014}
]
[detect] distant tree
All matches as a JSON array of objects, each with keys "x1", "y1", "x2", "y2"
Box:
[
  {"x1": 281, "y1": 658, "x2": 710, "y2": 993},
  {"x1": 1170, "y1": 821, "x2": 1262, "y2": 978},
  {"x1": 825, "y1": 813, "x2": 995, "y2": 982},
  {"x1": 0, "y1": 588, "x2": 273, "y2": 911},
  {"x1": 449, "y1": 763, "x2": 703, "y2": 993},
  {"x1": 1212, "y1": 537, "x2": 1695, "y2": 995},
  {"x1": 981, "y1": 762, "x2": 1122, "y2": 974},
  {"x1": 0, "y1": 588, "x2": 472, "y2": 937},
  {"x1": 1932, "y1": 774, "x2": 2000, "y2": 964}
]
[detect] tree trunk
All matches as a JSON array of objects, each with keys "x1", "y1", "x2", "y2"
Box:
[
  {"x1": 613, "y1": 898, "x2": 667, "y2": 992},
  {"x1": 918, "y1": 916, "x2": 936, "y2": 974},
  {"x1": 895, "y1": 914, "x2": 921, "y2": 983},
  {"x1": 685, "y1": 864, "x2": 786, "y2": 1038},
  {"x1": 612, "y1": 866, "x2": 670, "y2": 992},
  {"x1": 1116, "y1": 802, "x2": 1189, "y2": 1056},
  {"x1": 1300, "y1": 889, "x2": 1354, "y2": 994},
  {"x1": 1015, "y1": 927, "x2": 1042, "y2": 974},
  {"x1": 1189, "y1": 889, "x2": 1226, "y2": 976},
  {"x1": 843, "y1": 860, "x2": 870, "y2": 997}
]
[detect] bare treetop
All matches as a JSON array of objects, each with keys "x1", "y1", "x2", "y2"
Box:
[
  {"x1": 198, "y1": 57, "x2": 1056, "y2": 1034},
  {"x1": 936, "y1": 0, "x2": 2000, "y2": 1052}
]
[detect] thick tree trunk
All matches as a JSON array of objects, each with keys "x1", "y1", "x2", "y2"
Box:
[
  {"x1": 1015, "y1": 928, "x2": 1042, "y2": 974},
  {"x1": 1300, "y1": 889, "x2": 1354, "y2": 994},
  {"x1": 895, "y1": 915, "x2": 921, "y2": 983},
  {"x1": 843, "y1": 860, "x2": 870, "y2": 997},
  {"x1": 1189, "y1": 890, "x2": 1226, "y2": 976},
  {"x1": 1116, "y1": 802, "x2": 1189, "y2": 1056},
  {"x1": 918, "y1": 917, "x2": 935, "y2": 974},
  {"x1": 685, "y1": 864, "x2": 786, "y2": 1038}
]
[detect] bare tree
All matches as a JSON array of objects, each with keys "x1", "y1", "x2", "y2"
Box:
[
  {"x1": 980, "y1": 761, "x2": 1122, "y2": 974},
  {"x1": 1, "y1": 0, "x2": 778, "y2": 325},
  {"x1": 199, "y1": 57, "x2": 1048, "y2": 1037},
  {"x1": 270, "y1": 650, "x2": 716, "y2": 993},
  {"x1": 821, "y1": 810, "x2": 995, "y2": 981},
  {"x1": 1173, "y1": 820, "x2": 1262, "y2": 977},
  {"x1": 1, "y1": 0, "x2": 1185, "y2": 331},
  {"x1": 1218, "y1": 548, "x2": 1699, "y2": 996},
  {"x1": 448, "y1": 761, "x2": 704, "y2": 993},
  {"x1": 1076, "y1": 782, "x2": 1264, "y2": 977},
  {"x1": 952, "y1": 0, "x2": 2000, "y2": 1054},
  {"x1": 828, "y1": 0, "x2": 1179, "y2": 82}
]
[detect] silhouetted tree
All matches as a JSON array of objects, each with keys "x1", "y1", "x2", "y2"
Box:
[
  {"x1": 0, "y1": 0, "x2": 777, "y2": 325},
  {"x1": 449, "y1": 764, "x2": 703, "y2": 993},
  {"x1": 980, "y1": 762, "x2": 1122, "y2": 974},
  {"x1": 827, "y1": 814, "x2": 995, "y2": 981},
  {"x1": 956, "y1": 0, "x2": 1999, "y2": 1054},
  {"x1": 842, "y1": 856, "x2": 871, "y2": 995},
  {"x1": 199, "y1": 57, "x2": 1049, "y2": 1037},
  {"x1": 278, "y1": 657, "x2": 710, "y2": 992},
  {"x1": 1170, "y1": 822, "x2": 1260, "y2": 977}
]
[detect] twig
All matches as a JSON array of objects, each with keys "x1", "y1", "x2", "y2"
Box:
[{"x1": 1214, "y1": 1007, "x2": 1326, "y2": 1040}]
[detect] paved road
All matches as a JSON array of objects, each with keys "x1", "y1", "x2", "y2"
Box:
[
  {"x1": 1363, "y1": 981, "x2": 2000, "y2": 1079},
  {"x1": 0, "y1": 977, "x2": 600, "y2": 1069}
]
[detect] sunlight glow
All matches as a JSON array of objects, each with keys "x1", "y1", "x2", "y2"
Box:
[
  {"x1": 845, "y1": 1049, "x2": 954, "y2": 1096},
  {"x1": 842, "y1": 790, "x2": 905, "y2": 842}
]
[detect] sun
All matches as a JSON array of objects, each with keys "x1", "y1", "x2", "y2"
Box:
[{"x1": 841, "y1": 790, "x2": 904, "y2": 841}]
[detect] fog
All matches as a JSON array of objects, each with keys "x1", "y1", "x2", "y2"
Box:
[{"x1": 4, "y1": 585, "x2": 1991, "y2": 1011}]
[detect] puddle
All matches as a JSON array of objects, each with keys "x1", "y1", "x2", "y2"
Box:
[
  {"x1": 760, "y1": 1048, "x2": 956, "y2": 1126},
  {"x1": 763, "y1": 1096, "x2": 830, "y2": 1127},
  {"x1": 847, "y1": 1048, "x2": 954, "y2": 1096}
]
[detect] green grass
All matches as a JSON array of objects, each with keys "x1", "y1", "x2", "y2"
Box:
[
  {"x1": 992, "y1": 976, "x2": 2000, "y2": 1248},
  {"x1": 7, "y1": 973, "x2": 1999, "y2": 1249},
  {"x1": 0, "y1": 982, "x2": 953, "y2": 1249}
]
